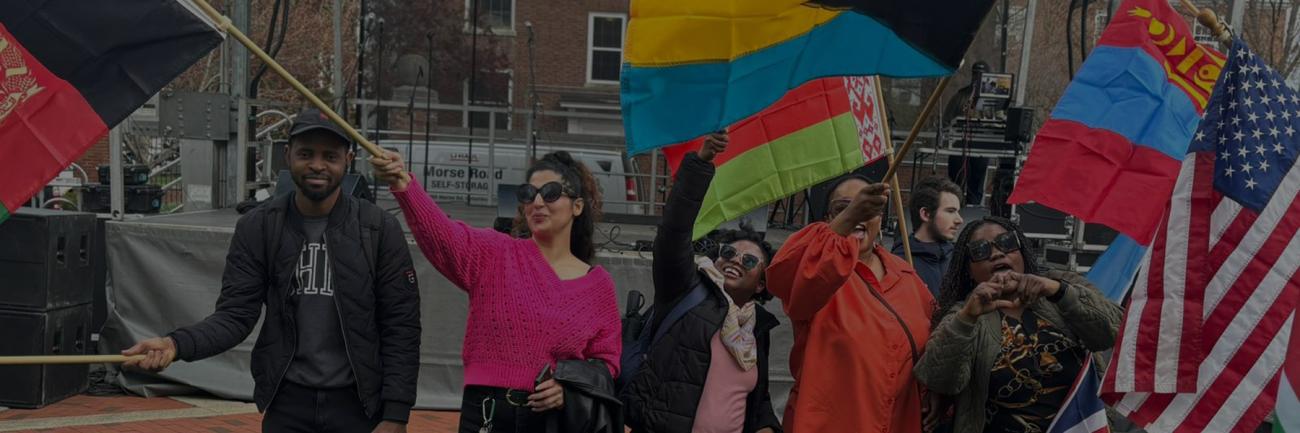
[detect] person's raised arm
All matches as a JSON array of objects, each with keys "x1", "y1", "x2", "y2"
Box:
[
  {"x1": 766, "y1": 183, "x2": 889, "y2": 320},
  {"x1": 372, "y1": 151, "x2": 508, "y2": 291},
  {"x1": 652, "y1": 133, "x2": 726, "y2": 305}
]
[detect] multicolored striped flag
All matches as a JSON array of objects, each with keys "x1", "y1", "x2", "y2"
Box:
[
  {"x1": 0, "y1": 0, "x2": 224, "y2": 223},
  {"x1": 1044, "y1": 231, "x2": 1141, "y2": 433},
  {"x1": 1046, "y1": 358, "x2": 1111, "y2": 433},
  {"x1": 662, "y1": 76, "x2": 888, "y2": 239},
  {"x1": 1102, "y1": 38, "x2": 1300, "y2": 433},
  {"x1": 620, "y1": 0, "x2": 996, "y2": 154},
  {"x1": 1008, "y1": 0, "x2": 1224, "y2": 245}
]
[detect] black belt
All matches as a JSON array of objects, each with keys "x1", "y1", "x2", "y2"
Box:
[{"x1": 467, "y1": 385, "x2": 533, "y2": 407}]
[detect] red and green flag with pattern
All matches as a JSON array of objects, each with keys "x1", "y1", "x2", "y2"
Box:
[{"x1": 663, "y1": 76, "x2": 891, "y2": 239}]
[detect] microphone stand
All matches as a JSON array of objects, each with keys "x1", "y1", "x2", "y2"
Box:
[
  {"x1": 425, "y1": 32, "x2": 434, "y2": 192},
  {"x1": 408, "y1": 67, "x2": 422, "y2": 178},
  {"x1": 526, "y1": 22, "x2": 540, "y2": 163}
]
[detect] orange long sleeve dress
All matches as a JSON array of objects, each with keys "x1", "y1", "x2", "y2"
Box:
[{"x1": 767, "y1": 223, "x2": 936, "y2": 433}]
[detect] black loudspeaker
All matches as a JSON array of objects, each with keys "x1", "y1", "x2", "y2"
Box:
[
  {"x1": 90, "y1": 216, "x2": 109, "y2": 338},
  {"x1": 0, "y1": 304, "x2": 92, "y2": 408},
  {"x1": 1005, "y1": 107, "x2": 1035, "y2": 143},
  {"x1": 275, "y1": 170, "x2": 375, "y2": 203},
  {"x1": 807, "y1": 159, "x2": 890, "y2": 222},
  {"x1": 80, "y1": 184, "x2": 164, "y2": 214},
  {"x1": 96, "y1": 164, "x2": 150, "y2": 186},
  {"x1": 0, "y1": 208, "x2": 95, "y2": 311},
  {"x1": 1083, "y1": 221, "x2": 1120, "y2": 247},
  {"x1": 989, "y1": 166, "x2": 1017, "y2": 218},
  {"x1": 1015, "y1": 202, "x2": 1071, "y2": 240}
]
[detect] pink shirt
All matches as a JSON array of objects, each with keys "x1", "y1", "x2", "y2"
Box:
[
  {"x1": 393, "y1": 180, "x2": 621, "y2": 390},
  {"x1": 691, "y1": 331, "x2": 758, "y2": 433}
]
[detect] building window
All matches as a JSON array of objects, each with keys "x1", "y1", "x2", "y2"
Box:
[
  {"x1": 463, "y1": 70, "x2": 512, "y2": 130},
  {"x1": 588, "y1": 13, "x2": 626, "y2": 84},
  {"x1": 466, "y1": 0, "x2": 513, "y2": 32}
]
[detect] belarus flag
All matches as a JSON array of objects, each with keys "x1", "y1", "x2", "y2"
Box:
[
  {"x1": 0, "y1": 0, "x2": 224, "y2": 223},
  {"x1": 662, "y1": 76, "x2": 890, "y2": 239}
]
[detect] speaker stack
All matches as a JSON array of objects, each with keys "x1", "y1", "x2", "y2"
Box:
[
  {"x1": 81, "y1": 165, "x2": 163, "y2": 214},
  {"x1": 1013, "y1": 202, "x2": 1120, "y2": 273},
  {"x1": 0, "y1": 208, "x2": 97, "y2": 408}
]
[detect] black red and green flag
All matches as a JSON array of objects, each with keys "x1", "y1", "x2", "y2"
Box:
[
  {"x1": 0, "y1": 0, "x2": 224, "y2": 223},
  {"x1": 663, "y1": 76, "x2": 891, "y2": 239}
]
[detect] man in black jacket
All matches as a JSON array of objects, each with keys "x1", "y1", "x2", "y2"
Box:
[
  {"x1": 122, "y1": 108, "x2": 421, "y2": 433},
  {"x1": 892, "y1": 176, "x2": 964, "y2": 296},
  {"x1": 624, "y1": 133, "x2": 782, "y2": 433}
]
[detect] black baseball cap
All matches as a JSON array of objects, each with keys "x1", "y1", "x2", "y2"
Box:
[{"x1": 289, "y1": 108, "x2": 352, "y2": 146}]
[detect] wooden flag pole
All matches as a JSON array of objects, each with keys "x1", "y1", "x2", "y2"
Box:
[
  {"x1": 1177, "y1": 0, "x2": 1233, "y2": 44},
  {"x1": 875, "y1": 78, "x2": 914, "y2": 267},
  {"x1": 0, "y1": 355, "x2": 146, "y2": 365},
  {"x1": 189, "y1": 0, "x2": 387, "y2": 159},
  {"x1": 883, "y1": 76, "x2": 953, "y2": 183}
]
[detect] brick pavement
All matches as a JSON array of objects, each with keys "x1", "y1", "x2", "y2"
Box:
[{"x1": 0, "y1": 395, "x2": 461, "y2": 433}]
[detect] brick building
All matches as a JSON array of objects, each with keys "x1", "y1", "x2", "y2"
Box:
[{"x1": 416, "y1": 0, "x2": 630, "y2": 141}]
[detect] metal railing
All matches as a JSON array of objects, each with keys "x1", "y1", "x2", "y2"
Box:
[{"x1": 352, "y1": 97, "x2": 672, "y2": 218}]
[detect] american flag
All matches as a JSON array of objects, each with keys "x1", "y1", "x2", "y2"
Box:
[{"x1": 1101, "y1": 38, "x2": 1300, "y2": 433}]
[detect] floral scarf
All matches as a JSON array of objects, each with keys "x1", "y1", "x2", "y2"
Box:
[{"x1": 696, "y1": 257, "x2": 757, "y2": 371}]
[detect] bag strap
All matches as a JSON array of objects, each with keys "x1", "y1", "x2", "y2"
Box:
[
  {"x1": 650, "y1": 283, "x2": 709, "y2": 346},
  {"x1": 856, "y1": 266, "x2": 921, "y2": 366}
]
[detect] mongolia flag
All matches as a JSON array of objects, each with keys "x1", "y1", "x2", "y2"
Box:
[
  {"x1": 663, "y1": 76, "x2": 888, "y2": 239},
  {"x1": 1008, "y1": 0, "x2": 1225, "y2": 245},
  {"x1": 620, "y1": 0, "x2": 997, "y2": 154},
  {"x1": 0, "y1": 0, "x2": 224, "y2": 223}
]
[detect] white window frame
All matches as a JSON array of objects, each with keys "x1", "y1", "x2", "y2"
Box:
[
  {"x1": 586, "y1": 12, "x2": 628, "y2": 85},
  {"x1": 462, "y1": 69, "x2": 514, "y2": 130},
  {"x1": 463, "y1": 0, "x2": 515, "y2": 35}
]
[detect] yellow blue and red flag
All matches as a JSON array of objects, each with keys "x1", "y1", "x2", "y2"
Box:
[
  {"x1": 620, "y1": 0, "x2": 997, "y2": 154},
  {"x1": 1009, "y1": 0, "x2": 1225, "y2": 245}
]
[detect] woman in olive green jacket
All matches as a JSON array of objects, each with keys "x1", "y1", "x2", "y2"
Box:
[{"x1": 914, "y1": 217, "x2": 1123, "y2": 433}]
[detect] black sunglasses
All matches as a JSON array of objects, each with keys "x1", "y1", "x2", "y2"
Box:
[
  {"x1": 968, "y1": 232, "x2": 1021, "y2": 262},
  {"x1": 719, "y1": 244, "x2": 762, "y2": 271},
  {"x1": 516, "y1": 182, "x2": 576, "y2": 204}
]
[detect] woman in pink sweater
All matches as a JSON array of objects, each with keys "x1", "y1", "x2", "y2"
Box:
[{"x1": 371, "y1": 150, "x2": 621, "y2": 433}]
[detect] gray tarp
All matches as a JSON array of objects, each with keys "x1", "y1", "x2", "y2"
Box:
[{"x1": 99, "y1": 211, "x2": 795, "y2": 412}]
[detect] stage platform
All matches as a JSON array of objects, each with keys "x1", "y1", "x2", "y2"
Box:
[{"x1": 97, "y1": 195, "x2": 815, "y2": 412}]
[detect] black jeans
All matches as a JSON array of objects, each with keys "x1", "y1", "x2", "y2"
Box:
[
  {"x1": 264, "y1": 380, "x2": 381, "y2": 433},
  {"x1": 458, "y1": 385, "x2": 552, "y2": 433}
]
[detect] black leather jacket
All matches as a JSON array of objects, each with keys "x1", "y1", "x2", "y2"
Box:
[{"x1": 546, "y1": 360, "x2": 624, "y2": 433}]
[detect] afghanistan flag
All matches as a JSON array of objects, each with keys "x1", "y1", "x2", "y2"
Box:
[
  {"x1": 0, "y1": 0, "x2": 224, "y2": 223},
  {"x1": 663, "y1": 76, "x2": 889, "y2": 239},
  {"x1": 620, "y1": 0, "x2": 997, "y2": 154},
  {"x1": 1008, "y1": 0, "x2": 1224, "y2": 245}
]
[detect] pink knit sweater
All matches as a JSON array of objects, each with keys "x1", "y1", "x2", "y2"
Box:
[{"x1": 392, "y1": 180, "x2": 622, "y2": 391}]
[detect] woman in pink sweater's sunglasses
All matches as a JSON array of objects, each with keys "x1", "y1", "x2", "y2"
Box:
[{"x1": 372, "y1": 150, "x2": 621, "y2": 433}]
